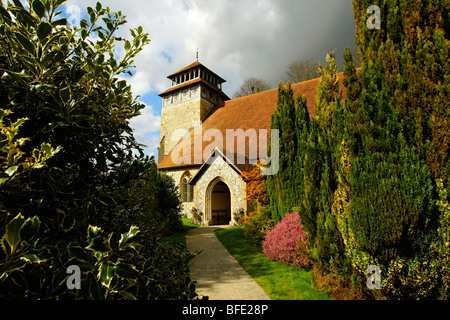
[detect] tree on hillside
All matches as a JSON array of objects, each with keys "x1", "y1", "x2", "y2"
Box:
[
  {"x1": 285, "y1": 59, "x2": 318, "y2": 83},
  {"x1": 233, "y1": 77, "x2": 271, "y2": 98}
]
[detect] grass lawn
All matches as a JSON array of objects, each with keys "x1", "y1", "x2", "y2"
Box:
[
  {"x1": 163, "y1": 216, "x2": 199, "y2": 247},
  {"x1": 214, "y1": 226, "x2": 331, "y2": 300}
]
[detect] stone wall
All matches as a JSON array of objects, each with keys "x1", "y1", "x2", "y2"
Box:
[
  {"x1": 194, "y1": 155, "x2": 247, "y2": 226},
  {"x1": 160, "y1": 83, "x2": 215, "y2": 158},
  {"x1": 163, "y1": 167, "x2": 200, "y2": 217}
]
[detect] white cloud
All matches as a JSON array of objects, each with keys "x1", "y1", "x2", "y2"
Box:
[
  {"x1": 66, "y1": 4, "x2": 81, "y2": 26},
  {"x1": 129, "y1": 103, "x2": 161, "y2": 136},
  {"x1": 128, "y1": 102, "x2": 161, "y2": 156}
]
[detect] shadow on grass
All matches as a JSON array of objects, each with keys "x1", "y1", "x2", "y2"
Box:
[{"x1": 164, "y1": 217, "x2": 199, "y2": 248}]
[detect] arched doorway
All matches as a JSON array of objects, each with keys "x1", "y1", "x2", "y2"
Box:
[{"x1": 210, "y1": 181, "x2": 231, "y2": 225}]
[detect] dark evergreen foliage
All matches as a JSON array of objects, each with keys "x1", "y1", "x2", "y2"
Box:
[{"x1": 268, "y1": 0, "x2": 450, "y2": 299}]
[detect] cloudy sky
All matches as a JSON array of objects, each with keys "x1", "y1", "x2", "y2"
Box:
[{"x1": 62, "y1": 0, "x2": 358, "y2": 157}]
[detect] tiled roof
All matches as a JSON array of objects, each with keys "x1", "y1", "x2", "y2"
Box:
[
  {"x1": 167, "y1": 61, "x2": 202, "y2": 78},
  {"x1": 158, "y1": 72, "x2": 348, "y2": 171},
  {"x1": 167, "y1": 61, "x2": 226, "y2": 83}
]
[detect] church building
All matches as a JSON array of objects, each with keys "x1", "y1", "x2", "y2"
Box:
[{"x1": 157, "y1": 61, "x2": 345, "y2": 226}]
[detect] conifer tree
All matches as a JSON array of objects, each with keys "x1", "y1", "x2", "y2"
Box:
[
  {"x1": 267, "y1": 82, "x2": 298, "y2": 222},
  {"x1": 308, "y1": 52, "x2": 347, "y2": 272},
  {"x1": 345, "y1": 0, "x2": 449, "y2": 298},
  {"x1": 268, "y1": 0, "x2": 449, "y2": 298}
]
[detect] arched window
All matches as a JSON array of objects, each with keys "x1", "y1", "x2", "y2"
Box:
[
  {"x1": 189, "y1": 184, "x2": 194, "y2": 202},
  {"x1": 180, "y1": 171, "x2": 194, "y2": 203},
  {"x1": 183, "y1": 179, "x2": 188, "y2": 203}
]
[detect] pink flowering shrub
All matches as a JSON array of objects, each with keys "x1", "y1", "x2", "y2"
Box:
[{"x1": 262, "y1": 212, "x2": 311, "y2": 268}]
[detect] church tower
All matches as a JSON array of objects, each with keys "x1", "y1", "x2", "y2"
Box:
[{"x1": 158, "y1": 61, "x2": 230, "y2": 163}]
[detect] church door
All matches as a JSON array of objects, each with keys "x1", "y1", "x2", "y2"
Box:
[{"x1": 211, "y1": 181, "x2": 231, "y2": 225}]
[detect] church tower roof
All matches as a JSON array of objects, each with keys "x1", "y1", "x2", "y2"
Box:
[
  {"x1": 157, "y1": 61, "x2": 231, "y2": 164},
  {"x1": 159, "y1": 61, "x2": 229, "y2": 100},
  {"x1": 167, "y1": 61, "x2": 226, "y2": 83}
]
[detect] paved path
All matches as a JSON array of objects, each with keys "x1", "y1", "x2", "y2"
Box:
[{"x1": 186, "y1": 226, "x2": 270, "y2": 300}]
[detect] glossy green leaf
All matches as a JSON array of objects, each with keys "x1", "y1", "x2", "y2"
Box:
[
  {"x1": 21, "y1": 252, "x2": 48, "y2": 263},
  {"x1": 51, "y1": 18, "x2": 67, "y2": 27},
  {"x1": 19, "y1": 216, "x2": 40, "y2": 242},
  {"x1": 44, "y1": 0, "x2": 51, "y2": 12},
  {"x1": 124, "y1": 40, "x2": 131, "y2": 51},
  {"x1": 60, "y1": 86, "x2": 71, "y2": 104},
  {"x1": 73, "y1": 69, "x2": 86, "y2": 82},
  {"x1": 106, "y1": 21, "x2": 113, "y2": 31},
  {"x1": 52, "y1": 269, "x2": 68, "y2": 287},
  {"x1": 98, "y1": 261, "x2": 115, "y2": 288},
  {"x1": 1, "y1": 237, "x2": 11, "y2": 256},
  {"x1": 12, "y1": 0, "x2": 25, "y2": 9},
  {"x1": 86, "y1": 237, "x2": 111, "y2": 253},
  {"x1": 2, "y1": 213, "x2": 25, "y2": 255},
  {"x1": 124, "y1": 242, "x2": 144, "y2": 253},
  {"x1": 96, "y1": 54, "x2": 104, "y2": 64},
  {"x1": 67, "y1": 245, "x2": 90, "y2": 261},
  {"x1": 80, "y1": 28, "x2": 87, "y2": 39},
  {"x1": 118, "y1": 226, "x2": 140, "y2": 249},
  {"x1": 89, "y1": 12, "x2": 96, "y2": 24},
  {"x1": 15, "y1": 32, "x2": 36, "y2": 55},
  {"x1": 41, "y1": 143, "x2": 52, "y2": 155},
  {"x1": 5, "y1": 166, "x2": 18, "y2": 177},
  {"x1": 0, "y1": 5, "x2": 12, "y2": 25},
  {"x1": 86, "y1": 226, "x2": 111, "y2": 253},
  {"x1": 37, "y1": 21, "x2": 52, "y2": 40},
  {"x1": 0, "y1": 109, "x2": 11, "y2": 118},
  {"x1": 87, "y1": 225, "x2": 101, "y2": 241},
  {"x1": 32, "y1": 0, "x2": 45, "y2": 18}
]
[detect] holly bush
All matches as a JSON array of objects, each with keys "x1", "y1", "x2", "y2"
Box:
[{"x1": 0, "y1": 0, "x2": 196, "y2": 299}]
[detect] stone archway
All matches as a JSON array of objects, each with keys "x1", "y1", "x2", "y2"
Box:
[{"x1": 205, "y1": 177, "x2": 233, "y2": 225}]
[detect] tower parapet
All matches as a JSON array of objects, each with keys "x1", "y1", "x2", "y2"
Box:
[{"x1": 158, "y1": 62, "x2": 229, "y2": 163}]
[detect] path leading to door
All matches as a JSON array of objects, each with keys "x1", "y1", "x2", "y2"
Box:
[{"x1": 186, "y1": 226, "x2": 270, "y2": 300}]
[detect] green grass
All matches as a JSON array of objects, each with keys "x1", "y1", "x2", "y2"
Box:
[
  {"x1": 163, "y1": 216, "x2": 199, "y2": 247},
  {"x1": 214, "y1": 226, "x2": 331, "y2": 300}
]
